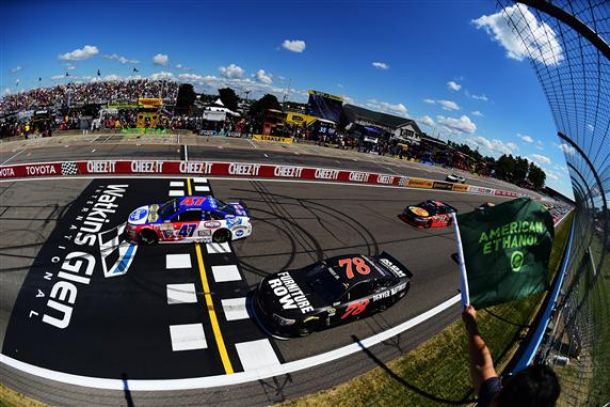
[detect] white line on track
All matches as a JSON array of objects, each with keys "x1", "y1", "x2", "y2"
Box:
[
  {"x1": 247, "y1": 139, "x2": 258, "y2": 149},
  {"x1": 0, "y1": 294, "x2": 460, "y2": 390},
  {"x1": 1, "y1": 149, "x2": 25, "y2": 165}
]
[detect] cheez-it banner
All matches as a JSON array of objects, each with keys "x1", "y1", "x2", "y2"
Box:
[{"x1": 0, "y1": 159, "x2": 526, "y2": 199}]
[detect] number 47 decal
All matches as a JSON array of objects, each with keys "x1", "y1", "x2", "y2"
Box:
[{"x1": 178, "y1": 224, "x2": 197, "y2": 237}]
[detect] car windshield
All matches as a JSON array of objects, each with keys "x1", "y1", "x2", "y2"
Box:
[
  {"x1": 214, "y1": 198, "x2": 237, "y2": 215},
  {"x1": 305, "y1": 263, "x2": 345, "y2": 303},
  {"x1": 418, "y1": 202, "x2": 438, "y2": 215},
  {"x1": 158, "y1": 199, "x2": 178, "y2": 219}
]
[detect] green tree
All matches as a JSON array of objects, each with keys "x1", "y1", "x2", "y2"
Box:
[
  {"x1": 495, "y1": 154, "x2": 516, "y2": 181},
  {"x1": 175, "y1": 83, "x2": 196, "y2": 115},
  {"x1": 527, "y1": 162, "x2": 546, "y2": 189},
  {"x1": 248, "y1": 93, "x2": 281, "y2": 117},
  {"x1": 514, "y1": 156, "x2": 530, "y2": 183},
  {"x1": 218, "y1": 87, "x2": 239, "y2": 112}
]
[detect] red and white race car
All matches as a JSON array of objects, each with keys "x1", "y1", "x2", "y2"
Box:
[
  {"x1": 399, "y1": 200, "x2": 458, "y2": 228},
  {"x1": 125, "y1": 195, "x2": 252, "y2": 244}
]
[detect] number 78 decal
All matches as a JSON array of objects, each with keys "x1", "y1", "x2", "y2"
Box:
[{"x1": 338, "y1": 257, "x2": 371, "y2": 279}]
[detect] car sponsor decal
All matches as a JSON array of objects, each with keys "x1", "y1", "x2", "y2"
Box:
[
  {"x1": 372, "y1": 290, "x2": 391, "y2": 301},
  {"x1": 128, "y1": 206, "x2": 148, "y2": 223},
  {"x1": 409, "y1": 206, "x2": 429, "y2": 217},
  {"x1": 204, "y1": 220, "x2": 222, "y2": 229},
  {"x1": 379, "y1": 257, "x2": 407, "y2": 278},
  {"x1": 267, "y1": 272, "x2": 314, "y2": 314},
  {"x1": 147, "y1": 204, "x2": 160, "y2": 222},
  {"x1": 390, "y1": 282, "x2": 407, "y2": 295}
]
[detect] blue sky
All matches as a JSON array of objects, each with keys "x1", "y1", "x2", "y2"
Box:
[{"x1": 1, "y1": 1, "x2": 574, "y2": 197}]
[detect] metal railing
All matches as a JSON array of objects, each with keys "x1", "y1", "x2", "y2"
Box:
[{"x1": 498, "y1": 1, "x2": 609, "y2": 404}]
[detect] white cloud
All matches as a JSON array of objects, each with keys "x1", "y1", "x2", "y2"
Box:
[
  {"x1": 153, "y1": 53, "x2": 169, "y2": 65},
  {"x1": 472, "y1": 4, "x2": 564, "y2": 65},
  {"x1": 105, "y1": 54, "x2": 139, "y2": 64},
  {"x1": 471, "y1": 110, "x2": 484, "y2": 117},
  {"x1": 282, "y1": 40, "x2": 306, "y2": 53},
  {"x1": 530, "y1": 153, "x2": 551, "y2": 165},
  {"x1": 558, "y1": 143, "x2": 576, "y2": 155},
  {"x1": 219, "y1": 64, "x2": 245, "y2": 79},
  {"x1": 149, "y1": 71, "x2": 175, "y2": 80},
  {"x1": 65, "y1": 63, "x2": 76, "y2": 71},
  {"x1": 467, "y1": 135, "x2": 517, "y2": 155},
  {"x1": 424, "y1": 99, "x2": 460, "y2": 111},
  {"x1": 51, "y1": 74, "x2": 65, "y2": 80},
  {"x1": 178, "y1": 73, "x2": 212, "y2": 81},
  {"x1": 104, "y1": 74, "x2": 122, "y2": 81},
  {"x1": 419, "y1": 115, "x2": 435, "y2": 127},
  {"x1": 372, "y1": 62, "x2": 389, "y2": 70},
  {"x1": 255, "y1": 69, "x2": 273, "y2": 84},
  {"x1": 59, "y1": 45, "x2": 99, "y2": 61},
  {"x1": 470, "y1": 92, "x2": 489, "y2": 101},
  {"x1": 10, "y1": 66, "x2": 22, "y2": 74},
  {"x1": 447, "y1": 81, "x2": 461, "y2": 91},
  {"x1": 365, "y1": 99, "x2": 408, "y2": 116},
  {"x1": 4, "y1": 88, "x2": 12, "y2": 95},
  {"x1": 437, "y1": 115, "x2": 477, "y2": 134},
  {"x1": 518, "y1": 133, "x2": 534, "y2": 143},
  {"x1": 438, "y1": 100, "x2": 460, "y2": 111}
]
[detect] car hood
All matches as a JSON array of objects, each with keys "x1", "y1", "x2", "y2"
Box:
[
  {"x1": 127, "y1": 204, "x2": 162, "y2": 225},
  {"x1": 258, "y1": 271, "x2": 327, "y2": 318},
  {"x1": 405, "y1": 205, "x2": 431, "y2": 218}
]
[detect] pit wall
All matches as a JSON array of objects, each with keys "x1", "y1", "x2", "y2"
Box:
[{"x1": 0, "y1": 159, "x2": 524, "y2": 198}]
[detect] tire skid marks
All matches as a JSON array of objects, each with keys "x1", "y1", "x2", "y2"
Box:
[
  {"x1": 202, "y1": 179, "x2": 282, "y2": 372},
  {"x1": 162, "y1": 177, "x2": 281, "y2": 373}
]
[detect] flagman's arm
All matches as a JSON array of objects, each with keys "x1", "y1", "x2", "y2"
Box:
[{"x1": 462, "y1": 305, "x2": 498, "y2": 393}]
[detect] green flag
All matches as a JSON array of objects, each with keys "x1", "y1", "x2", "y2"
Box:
[{"x1": 456, "y1": 197, "x2": 554, "y2": 308}]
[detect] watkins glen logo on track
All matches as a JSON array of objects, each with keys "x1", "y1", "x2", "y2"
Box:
[{"x1": 27, "y1": 184, "x2": 137, "y2": 330}]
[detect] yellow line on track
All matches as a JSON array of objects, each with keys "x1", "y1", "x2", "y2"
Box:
[{"x1": 187, "y1": 177, "x2": 234, "y2": 375}]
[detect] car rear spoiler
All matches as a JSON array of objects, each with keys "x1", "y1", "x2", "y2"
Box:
[{"x1": 376, "y1": 252, "x2": 413, "y2": 279}]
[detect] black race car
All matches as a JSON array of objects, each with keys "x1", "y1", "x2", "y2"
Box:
[
  {"x1": 399, "y1": 200, "x2": 458, "y2": 228},
  {"x1": 253, "y1": 252, "x2": 412, "y2": 338}
]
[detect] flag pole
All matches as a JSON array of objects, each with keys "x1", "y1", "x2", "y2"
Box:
[{"x1": 451, "y1": 212, "x2": 470, "y2": 307}]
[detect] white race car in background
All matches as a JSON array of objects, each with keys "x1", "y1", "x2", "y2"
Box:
[{"x1": 446, "y1": 173, "x2": 466, "y2": 183}]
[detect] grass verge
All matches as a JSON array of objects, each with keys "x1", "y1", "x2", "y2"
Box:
[
  {"x1": 0, "y1": 384, "x2": 47, "y2": 407},
  {"x1": 281, "y1": 213, "x2": 574, "y2": 407}
]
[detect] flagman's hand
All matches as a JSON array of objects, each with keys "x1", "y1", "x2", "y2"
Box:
[
  {"x1": 462, "y1": 304, "x2": 498, "y2": 393},
  {"x1": 462, "y1": 305, "x2": 478, "y2": 333}
]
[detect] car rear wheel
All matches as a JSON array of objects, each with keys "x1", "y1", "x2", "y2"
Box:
[
  {"x1": 212, "y1": 229, "x2": 232, "y2": 243},
  {"x1": 297, "y1": 327, "x2": 311, "y2": 337},
  {"x1": 140, "y1": 229, "x2": 158, "y2": 245}
]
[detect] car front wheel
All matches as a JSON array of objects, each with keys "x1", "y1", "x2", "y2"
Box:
[
  {"x1": 212, "y1": 229, "x2": 232, "y2": 243},
  {"x1": 140, "y1": 229, "x2": 158, "y2": 245}
]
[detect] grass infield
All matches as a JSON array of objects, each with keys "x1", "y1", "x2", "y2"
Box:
[{"x1": 282, "y1": 212, "x2": 574, "y2": 407}]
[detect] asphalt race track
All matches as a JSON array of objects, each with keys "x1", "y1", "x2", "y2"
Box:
[{"x1": 0, "y1": 175, "x2": 513, "y2": 405}]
